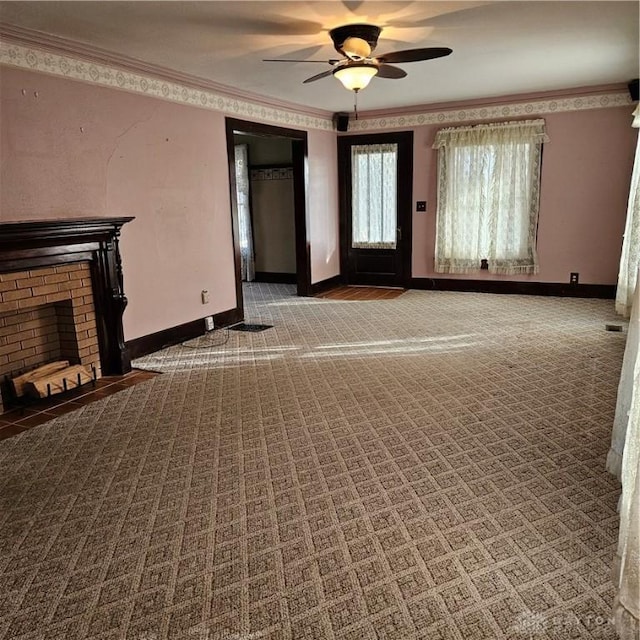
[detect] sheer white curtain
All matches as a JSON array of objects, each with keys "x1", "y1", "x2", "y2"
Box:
[
  {"x1": 610, "y1": 268, "x2": 640, "y2": 639},
  {"x1": 607, "y1": 272, "x2": 639, "y2": 479},
  {"x1": 234, "y1": 144, "x2": 254, "y2": 282},
  {"x1": 615, "y1": 106, "x2": 640, "y2": 317},
  {"x1": 609, "y1": 105, "x2": 640, "y2": 639},
  {"x1": 352, "y1": 143, "x2": 397, "y2": 249},
  {"x1": 433, "y1": 119, "x2": 548, "y2": 275}
]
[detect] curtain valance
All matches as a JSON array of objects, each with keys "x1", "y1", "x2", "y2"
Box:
[{"x1": 433, "y1": 119, "x2": 549, "y2": 149}]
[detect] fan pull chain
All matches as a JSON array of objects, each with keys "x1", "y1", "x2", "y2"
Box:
[{"x1": 354, "y1": 89, "x2": 359, "y2": 120}]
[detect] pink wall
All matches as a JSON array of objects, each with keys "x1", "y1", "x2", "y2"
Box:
[
  {"x1": 308, "y1": 129, "x2": 340, "y2": 284},
  {"x1": 1, "y1": 61, "x2": 633, "y2": 354},
  {"x1": 410, "y1": 105, "x2": 637, "y2": 284},
  {"x1": 0, "y1": 66, "x2": 341, "y2": 340}
]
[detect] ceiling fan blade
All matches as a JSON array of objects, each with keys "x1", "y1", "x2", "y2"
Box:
[
  {"x1": 263, "y1": 59, "x2": 339, "y2": 64},
  {"x1": 376, "y1": 47, "x2": 453, "y2": 64},
  {"x1": 303, "y1": 69, "x2": 335, "y2": 84},
  {"x1": 376, "y1": 64, "x2": 408, "y2": 79}
]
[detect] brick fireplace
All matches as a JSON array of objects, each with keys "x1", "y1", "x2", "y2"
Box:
[{"x1": 0, "y1": 217, "x2": 134, "y2": 412}]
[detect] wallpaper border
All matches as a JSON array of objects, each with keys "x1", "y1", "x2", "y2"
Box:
[
  {"x1": 350, "y1": 92, "x2": 633, "y2": 131},
  {"x1": 0, "y1": 40, "x2": 334, "y2": 131},
  {"x1": 0, "y1": 39, "x2": 633, "y2": 132}
]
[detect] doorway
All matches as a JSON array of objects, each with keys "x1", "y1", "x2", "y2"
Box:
[
  {"x1": 225, "y1": 119, "x2": 310, "y2": 319},
  {"x1": 338, "y1": 131, "x2": 413, "y2": 287},
  {"x1": 233, "y1": 134, "x2": 297, "y2": 284}
]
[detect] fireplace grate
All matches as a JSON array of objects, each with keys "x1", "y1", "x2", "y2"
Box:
[{"x1": 5, "y1": 363, "x2": 97, "y2": 414}]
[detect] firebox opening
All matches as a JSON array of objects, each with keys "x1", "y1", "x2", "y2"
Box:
[
  {"x1": 0, "y1": 299, "x2": 97, "y2": 410},
  {"x1": 0, "y1": 262, "x2": 102, "y2": 413}
]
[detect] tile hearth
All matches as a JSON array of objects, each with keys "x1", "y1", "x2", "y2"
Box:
[{"x1": 0, "y1": 368, "x2": 159, "y2": 440}]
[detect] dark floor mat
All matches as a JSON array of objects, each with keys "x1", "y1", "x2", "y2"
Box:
[{"x1": 229, "y1": 323, "x2": 273, "y2": 333}]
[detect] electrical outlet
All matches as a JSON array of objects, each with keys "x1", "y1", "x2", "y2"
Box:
[
  {"x1": 416, "y1": 201, "x2": 427, "y2": 212},
  {"x1": 204, "y1": 316, "x2": 214, "y2": 331},
  {"x1": 201, "y1": 289, "x2": 210, "y2": 304},
  {"x1": 570, "y1": 272, "x2": 579, "y2": 285}
]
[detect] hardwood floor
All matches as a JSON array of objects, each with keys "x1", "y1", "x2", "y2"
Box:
[{"x1": 316, "y1": 285, "x2": 406, "y2": 301}]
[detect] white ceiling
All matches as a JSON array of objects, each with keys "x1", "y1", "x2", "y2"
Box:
[{"x1": 0, "y1": 1, "x2": 638, "y2": 113}]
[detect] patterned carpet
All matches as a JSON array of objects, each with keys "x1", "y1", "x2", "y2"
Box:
[{"x1": 0, "y1": 284, "x2": 628, "y2": 640}]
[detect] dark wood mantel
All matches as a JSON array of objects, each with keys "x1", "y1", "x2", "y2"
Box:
[{"x1": 0, "y1": 217, "x2": 135, "y2": 375}]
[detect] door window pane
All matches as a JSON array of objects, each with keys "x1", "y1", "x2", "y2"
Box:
[{"x1": 351, "y1": 143, "x2": 398, "y2": 249}]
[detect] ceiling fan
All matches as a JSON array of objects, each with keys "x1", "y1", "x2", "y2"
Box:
[{"x1": 264, "y1": 23, "x2": 452, "y2": 98}]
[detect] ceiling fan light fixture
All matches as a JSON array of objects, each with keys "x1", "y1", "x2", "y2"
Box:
[
  {"x1": 341, "y1": 36, "x2": 371, "y2": 61},
  {"x1": 333, "y1": 63, "x2": 378, "y2": 92}
]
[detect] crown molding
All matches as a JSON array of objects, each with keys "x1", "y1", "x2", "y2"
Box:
[{"x1": 0, "y1": 28, "x2": 335, "y2": 131}]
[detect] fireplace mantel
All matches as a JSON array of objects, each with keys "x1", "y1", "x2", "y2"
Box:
[{"x1": 0, "y1": 217, "x2": 135, "y2": 375}]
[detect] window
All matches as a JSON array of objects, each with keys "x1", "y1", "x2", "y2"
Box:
[
  {"x1": 433, "y1": 119, "x2": 547, "y2": 275},
  {"x1": 234, "y1": 144, "x2": 254, "y2": 282},
  {"x1": 351, "y1": 143, "x2": 398, "y2": 249}
]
